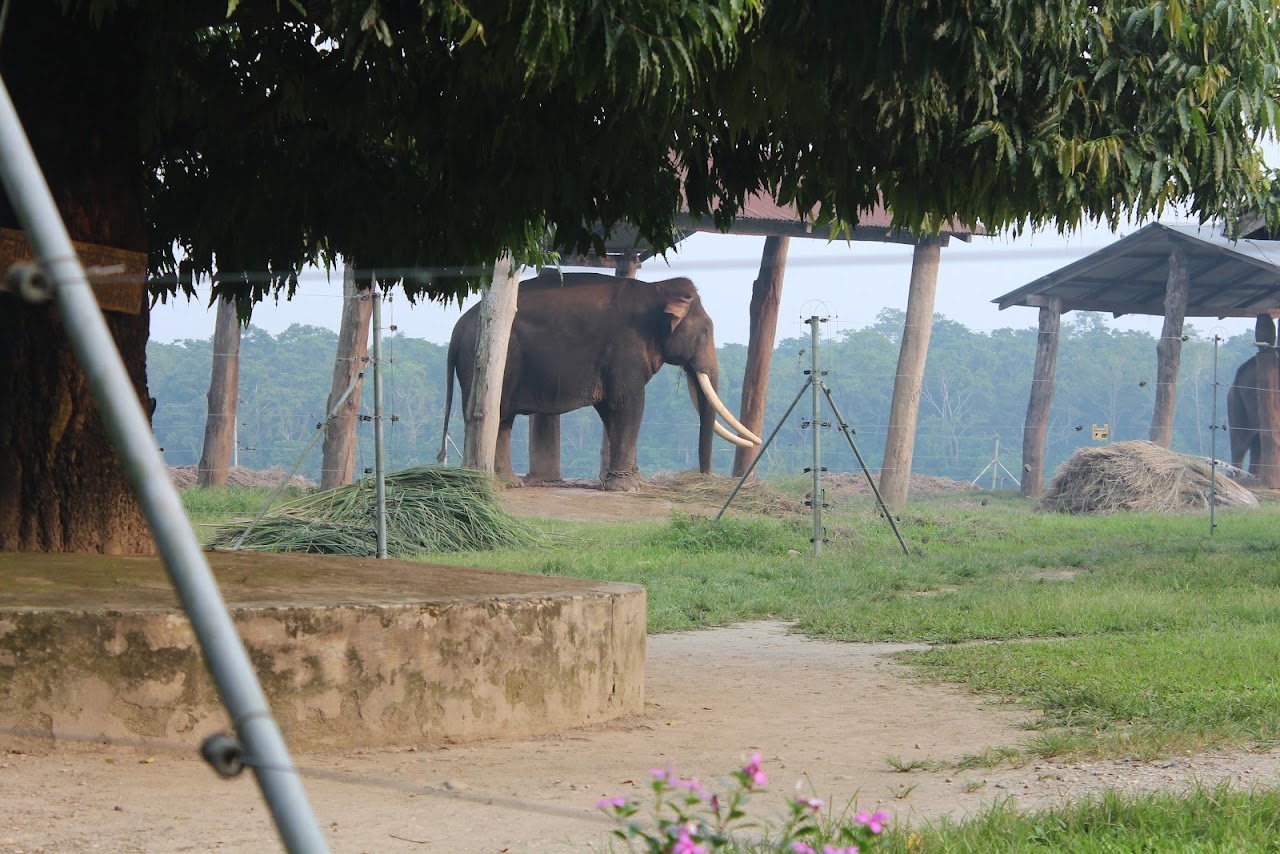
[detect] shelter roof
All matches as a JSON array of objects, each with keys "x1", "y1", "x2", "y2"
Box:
[
  {"x1": 581, "y1": 192, "x2": 979, "y2": 264},
  {"x1": 993, "y1": 223, "x2": 1280, "y2": 319}
]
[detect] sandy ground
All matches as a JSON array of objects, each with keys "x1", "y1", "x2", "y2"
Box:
[{"x1": 5, "y1": 485, "x2": 1280, "y2": 852}]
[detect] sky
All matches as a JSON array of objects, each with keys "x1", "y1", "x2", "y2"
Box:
[{"x1": 148, "y1": 221, "x2": 1263, "y2": 348}]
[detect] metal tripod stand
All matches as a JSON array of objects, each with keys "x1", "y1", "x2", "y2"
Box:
[{"x1": 716, "y1": 316, "x2": 908, "y2": 557}]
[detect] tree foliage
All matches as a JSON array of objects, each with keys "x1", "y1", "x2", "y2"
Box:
[
  {"x1": 138, "y1": 0, "x2": 761, "y2": 308},
  {"x1": 44, "y1": 0, "x2": 1279, "y2": 317},
  {"x1": 691, "y1": 1, "x2": 1280, "y2": 238}
]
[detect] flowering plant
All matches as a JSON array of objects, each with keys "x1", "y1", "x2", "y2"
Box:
[{"x1": 596, "y1": 753, "x2": 892, "y2": 853}]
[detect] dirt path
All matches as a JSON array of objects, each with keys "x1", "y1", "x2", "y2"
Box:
[
  {"x1": 6, "y1": 621, "x2": 1280, "y2": 853},
  {"x1": 4, "y1": 486, "x2": 1280, "y2": 852}
]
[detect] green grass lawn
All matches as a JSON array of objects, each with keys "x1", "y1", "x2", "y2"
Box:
[{"x1": 184, "y1": 484, "x2": 1280, "y2": 851}]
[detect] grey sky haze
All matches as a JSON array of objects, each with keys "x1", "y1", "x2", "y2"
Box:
[{"x1": 148, "y1": 222, "x2": 1262, "y2": 348}]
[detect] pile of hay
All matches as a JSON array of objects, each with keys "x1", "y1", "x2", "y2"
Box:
[
  {"x1": 646, "y1": 471, "x2": 804, "y2": 517},
  {"x1": 169, "y1": 465, "x2": 317, "y2": 490},
  {"x1": 207, "y1": 466, "x2": 545, "y2": 556},
  {"x1": 1042, "y1": 441, "x2": 1259, "y2": 514}
]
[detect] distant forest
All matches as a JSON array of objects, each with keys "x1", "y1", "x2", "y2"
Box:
[{"x1": 147, "y1": 311, "x2": 1261, "y2": 488}]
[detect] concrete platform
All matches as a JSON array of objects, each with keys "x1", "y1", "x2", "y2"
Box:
[{"x1": 0, "y1": 551, "x2": 645, "y2": 749}]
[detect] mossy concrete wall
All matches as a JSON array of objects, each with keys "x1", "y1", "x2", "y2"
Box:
[{"x1": 0, "y1": 553, "x2": 646, "y2": 749}]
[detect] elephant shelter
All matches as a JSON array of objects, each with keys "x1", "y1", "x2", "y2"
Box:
[
  {"x1": 560, "y1": 193, "x2": 979, "y2": 510},
  {"x1": 994, "y1": 222, "x2": 1280, "y2": 495}
]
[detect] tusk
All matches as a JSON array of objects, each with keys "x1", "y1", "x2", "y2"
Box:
[
  {"x1": 714, "y1": 420, "x2": 756, "y2": 448},
  {"x1": 693, "y1": 375, "x2": 752, "y2": 446},
  {"x1": 696, "y1": 372, "x2": 763, "y2": 444}
]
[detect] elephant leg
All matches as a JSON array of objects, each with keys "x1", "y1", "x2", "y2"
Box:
[
  {"x1": 1230, "y1": 429, "x2": 1247, "y2": 472},
  {"x1": 526, "y1": 414, "x2": 562, "y2": 484},
  {"x1": 1249, "y1": 433, "x2": 1263, "y2": 478},
  {"x1": 598, "y1": 430, "x2": 611, "y2": 483},
  {"x1": 595, "y1": 402, "x2": 643, "y2": 493},
  {"x1": 495, "y1": 418, "x2": 522, "y2": 487}
]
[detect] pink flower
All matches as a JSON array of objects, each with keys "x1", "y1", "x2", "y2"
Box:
[
  {"x1": 673, "y1": 776, "x2": 710, "y2": 800},
  {"x1": 823, "y1": 847, "x2": 859, "y2": 854},
  {"x1": 650, "y1": 764, "x2": 677, "y2": 783},
  {"x1": 795, "y1": 796, "x2": 825, "y2": 813},
  {"x1": 742, "y1": 752, "x2": 768, "y2": 789},
  {"x1": 790, "y1": 843, "x2": 817, "y2": 854},
  {"x1": 672, "y1": 822, "x2": 706, "y2": 854},
  {"x1": 854, "y1": 809, "x2": 891, "y2": 834},
  {"x1": 596, "y1": 795, "x2": 628, "y2": 810}
]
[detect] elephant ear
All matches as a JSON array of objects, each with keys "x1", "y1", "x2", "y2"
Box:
[
  {"x1": 665, "y1": 295, "x2": 693, "y2": 330},
  {"x1": 659, "y1": 279, "x2": 697, "y2": 331}
]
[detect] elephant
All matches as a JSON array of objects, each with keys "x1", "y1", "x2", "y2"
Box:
[
  {"x1": 1227, "y1": 352, "x2": 1279, "y2": 476},
  {"x1": 437, "y1": 270, "x2": 761, "y2": 491}
]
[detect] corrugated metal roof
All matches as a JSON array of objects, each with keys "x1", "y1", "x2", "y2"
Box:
[{"x1": 994, "y1": 223, "x2": 1280, "y2": 319}]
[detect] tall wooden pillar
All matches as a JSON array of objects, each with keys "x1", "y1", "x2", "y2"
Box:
[
  {"x1": 196, "y1": 296, "x2": 241, "y2": 487},
  {"x1": 1021, "y1": 298, "x2": 1062, "y2": 498},
  {"x1": 527, "y1": 415, "x2": 561, "y2": 483},
  {"x1": 1149, "y1": 247, "x2": 1189, "y2": 447},
  {"x1": 732, "y1": 236, "x2": 788, "y2": 478},
  {"x1": 464, "y1": 255, "x2": 520, "y2": 474},
  {"x1": 1255, "y1": 314, "x2": 1280, "y2": 488},
  {"x1": 879, "y1": 237, "x2": 941, "y2": 510},
  {"x1": 615, "y1": 251, "x2": 640, "y2": 279},
  {"x1": 320, "y1": 263, "x2": 372, "y2": 489}
]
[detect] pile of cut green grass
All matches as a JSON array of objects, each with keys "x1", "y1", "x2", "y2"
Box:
[{"x1": 207, "y1": 466, "x2": 544, "y2": 557}]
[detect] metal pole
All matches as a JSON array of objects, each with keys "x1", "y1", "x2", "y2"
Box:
[
  {"x1": 808, "y1": 317, "x2": 823, "y2": 557},
  {"x1": 0, "y1": 76, "x2": 329, "y2": 852},
  {"x1": 1210, "y1": 334, "x2": 1220, "y2": 537},
  {"x1": 371, "y1": 286, "x2": 388, "y2": 558},
  {"x1": 991, "y1": 436, "x2": 1000, "y2": 491}
]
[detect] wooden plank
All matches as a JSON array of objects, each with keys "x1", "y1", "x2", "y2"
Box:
[{"x1": 0, "y1": 227, "x2": 145, "y2": 314}]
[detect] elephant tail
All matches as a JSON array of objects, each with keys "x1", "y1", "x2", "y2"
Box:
[{"x1": 438, "y1": 339, "x2": 457, "y2": 464}]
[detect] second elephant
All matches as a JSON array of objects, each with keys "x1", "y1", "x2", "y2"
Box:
[
  {"x1": 438, "y1": 271, "x2": 760, "y2": 491},
  {"x1": 1227, "y1": 352, "x2": 1280, "y2": 475}
]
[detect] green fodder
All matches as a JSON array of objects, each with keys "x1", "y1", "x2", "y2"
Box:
[
  {"x1": 1042, "y1": 440, "x2": 1259, "y2": 514},
  {"x1": 207, "y1": 466, "x2": 545, "y2": 556}
]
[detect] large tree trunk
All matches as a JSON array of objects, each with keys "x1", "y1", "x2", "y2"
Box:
[
  {"x1": 1021, "y1": 299, "x2": 1062, "y2": 498},
  {"x1": 732, "y1": 236, "x2": 788, "y2": 478},
  {"x1": 879, "y1": 238, "x2": 942, "y2": 511},
  {"x1": 1149, "y1": 247, "x2": 1189, "y2": 448},
  {"x1": 0, "y1": 8, "x2": 154, "y2": 553},
  {"x1": 463, "y1": 255, "x2": 520, "y2": 473},
  {"x1": 320, "y1": 264, "x2": 373, "y2": 489},
  {"x1": 196, "y1": 297, "x2": 241, "y2": 487}
]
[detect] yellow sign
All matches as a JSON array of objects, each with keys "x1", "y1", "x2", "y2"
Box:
[{"x1": 1092, "y1": 423, "x2": 1110, "y2": 441}]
